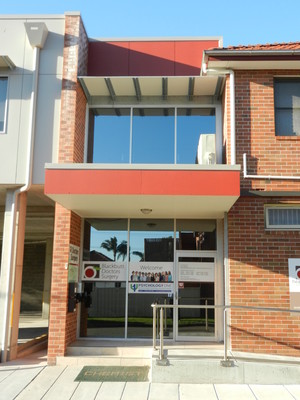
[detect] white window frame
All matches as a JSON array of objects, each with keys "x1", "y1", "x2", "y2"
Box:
[
  {"x1": 265, "y1": 205, "x2": 300, "y2": 230},
  {"x1": 274, "y1": 78, "x2": 300, "y2": 137},
  {"x1": 0, "y1": 76, "x2": 8, "y2": 134}
]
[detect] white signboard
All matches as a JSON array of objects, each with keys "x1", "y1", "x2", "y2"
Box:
[
  {"x1": 69, "y1": 244, "x2": 80, "y2": 265},
  {"x1": 289, "y1": 259, "x2": 300, "y2": 293},
  {"x1": 129, "y1": 262, "x2": 174, "y2": 294},
  {"x1": 179, "y1": 262, "x2": 215, "y2": 282},
  {"x1": 82, "y1": 261, "x2": 126, "y2": 281},
  {"x1": 129, "y1": 282, "x2": 173, "y2": 294},
  {"x1": 129, "y1": 262, "x2": 174, "y2": 282}
]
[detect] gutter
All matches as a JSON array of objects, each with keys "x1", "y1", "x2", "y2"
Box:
[{"x1": 205, "y1": 49, "x2": 300, "y2": 57}]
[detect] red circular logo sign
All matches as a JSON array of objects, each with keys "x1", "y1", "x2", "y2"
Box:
[{"x1": 84, "y1": 266, "x2": 96, "y2": 279}]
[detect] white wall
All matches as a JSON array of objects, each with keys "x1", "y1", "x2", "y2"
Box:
[{"x1": 0, "y1": 16, "x2": 65, "y2": 185}]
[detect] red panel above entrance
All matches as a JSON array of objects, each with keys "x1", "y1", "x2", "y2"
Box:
[{"x1": 45, "y1": 168, "x2": 240, "y2": 197}]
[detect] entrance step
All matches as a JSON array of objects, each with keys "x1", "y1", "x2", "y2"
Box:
[
  {"x1": 152, "y1": 347, "x2": 300, "y2": 384},
  {"x1": 56, "y1": 340, "x2": 153, "y2": 367}
]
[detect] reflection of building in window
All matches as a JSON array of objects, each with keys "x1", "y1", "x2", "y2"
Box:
[{"x1": 144, "y1": 238, "x2": 174, "y2": 261}]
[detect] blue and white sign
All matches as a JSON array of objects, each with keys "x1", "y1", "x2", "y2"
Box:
[{"x1": 129, "y1": 282, "x2": 173, "y2": 294}]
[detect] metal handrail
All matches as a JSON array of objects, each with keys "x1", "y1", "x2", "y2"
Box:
[{"x1": 151, "y1": 303, "x2": 300, "y2": 366}]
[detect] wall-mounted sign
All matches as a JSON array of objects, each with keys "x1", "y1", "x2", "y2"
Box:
[
  {"x1": 129, "y1": 282, "x2": 173, "y2": 294},
  {"x1": 82, "y1": 261, "x2": 126, "y2": 281},
  {"x1": 178, "y1": 262, "x2": 214, "y2": 282},
  {"x1": 69, "y1": 244, "x2": 80, "y2": 265},
  {"x1": 68, "y1": 244, "x2": 80, "y2": 282},
  {"x1": 129, "y1": 262, "x2": 173, "y2": 282},
  {"x1": 289, "y1": 259, "x2": 300, "y2": 293}
]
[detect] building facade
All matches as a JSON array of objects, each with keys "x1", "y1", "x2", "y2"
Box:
[{"x1": 0, "y1": 13, "x2": 299, "y2": 365}]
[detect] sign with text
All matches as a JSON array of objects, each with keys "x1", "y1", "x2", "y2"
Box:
[
  {"x1": 69, "y1": 244, "x2": 80, "y2": 265},
  {"x1": 129, "y1": 262, "x2": 174, "y2": 283},
  {"x1": 178, "y1": 262, "x2": 215, "y2": 282},
  {"x1": 129, "y1": 282, "x2": 173, "y2": 294},
  {"x1": 82, "y1": 261, "x2": 126, "y2": 282},
  {"x1": 289, "y1": 258, "x2": 300, "y2": 293}
]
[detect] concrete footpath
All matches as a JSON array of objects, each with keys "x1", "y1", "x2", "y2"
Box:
[{"x1": 1, "y1": 351, "x2": 300, "y2": 400}]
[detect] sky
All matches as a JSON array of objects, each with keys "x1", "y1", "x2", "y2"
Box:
[{"x1": 0, "y1": 0, "x2": 299, "y2": 47}]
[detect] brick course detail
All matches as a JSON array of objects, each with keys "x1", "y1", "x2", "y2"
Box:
[{"x1": 47, "y1": 14, "x2": 88, "y2": 365}]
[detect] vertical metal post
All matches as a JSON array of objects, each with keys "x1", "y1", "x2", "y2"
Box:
[
  {"x1": 224, "y1": 308, "x2": 228, "y2": 362},
  {"x1": 153, "y1": 304, "x2": 156, "y2": 350},
  {"x1": 159, "y1": 307, "x2": 164, "y2": 360},
  {"x1": 220, "y1": 306, "x2": 233, "y2": 367},
  {"x1": 164, "y1": 299, "x2": 167, "y2": 331},
  {"x1": 205, "y1": 299, "x2": 208, "y2": 331}
]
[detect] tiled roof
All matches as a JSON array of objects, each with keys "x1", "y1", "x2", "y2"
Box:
[{"x1": 214, "y1": 42, "x2": 300, "y2": 51}]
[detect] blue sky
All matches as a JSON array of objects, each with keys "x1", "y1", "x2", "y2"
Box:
[{"x1": 0, "y1": 0, "x2": 299, "y2": 47}]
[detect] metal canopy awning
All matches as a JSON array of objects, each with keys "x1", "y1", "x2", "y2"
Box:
[
  {"x1": 0, "y1": 55, "x2": 15, "y2": 70},
  {"x1": 78, "y1": 75, "x2": 223, "y2": 102}
]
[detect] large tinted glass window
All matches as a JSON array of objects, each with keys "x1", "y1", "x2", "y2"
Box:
[
  {"x1": 177, "y1": 108, "x2": 215, "y2": 164},
  {"x1": 82, "y1": 219, "x2": 128, "y2": 338},
  {"x1": 93, "y1": 108, "x2": 130, "y2": 163},
  {"x1": 132, "y1": 108, "x2": 175, "y2": 164}
]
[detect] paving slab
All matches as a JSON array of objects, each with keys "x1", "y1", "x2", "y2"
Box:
[
  {"x1": 95, "y1": 382, "x2": 126, "y2": 400},
  {"x1": 148, "y1": 383, "x2": 179, "y2": 400},
  {"x1": 0, "y1": 366, "x2": 44, "y2": 400},
  {"x1": 215, "y1": 384, "x2": 256, "y2": 400},
  {"x1": 42, "y1": 366, "x2": 82, "y2": 400},
  {"x1": 180, "y1": 383, "x2": 218, "y2": 400},
  {"x1": 122, "y1": 382, "x2": 150, "y2": 400},
  {"x1": 71, "y1": 382, "x2": 101, "y2": 400},
  {"x1": 250, "y1": 384, "x2": 296, "y2": 400},
  {"x1": 15, "y1": 366, "x2": 66, "y2": 400},
  {"x1": 284, "y1": 385, "x2": 300, "y2": 399}
]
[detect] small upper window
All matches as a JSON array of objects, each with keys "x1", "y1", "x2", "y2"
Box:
[
  {"x1": 274, "y1": 79, "x2": 300, "y2": 136},
  {"x1": 0, "y1": 77, "x2": 8, "y2": 133},
  {"x1": 266, "y1": 206, "x2": 300, "y2": 230}
]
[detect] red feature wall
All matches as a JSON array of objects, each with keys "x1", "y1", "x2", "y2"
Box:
[{"x1": 87, "y1": 39, "x2": 220, "y2": 76}]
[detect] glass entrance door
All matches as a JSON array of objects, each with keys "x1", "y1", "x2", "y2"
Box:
[{"x1": 175, "y1": 251, "x2": 216, "y2": 341}]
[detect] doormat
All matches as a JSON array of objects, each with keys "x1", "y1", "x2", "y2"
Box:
[{"x1": 75, "y1": 365, "x2": 150, "y2": 382}]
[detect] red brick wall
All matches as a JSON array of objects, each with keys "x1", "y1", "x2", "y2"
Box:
[
  {"x1": 228, "y1": 197, "x2": 300, "y2": 356},
  {"x1": 48, "y1": 14, "x2": 88, "y2": 365},
  {"x1": 235, "y1": 70, "x2": 300, "y2": 192},
  {"x1": 226, "y1": 69, "x2": 300, "y2": 356}
]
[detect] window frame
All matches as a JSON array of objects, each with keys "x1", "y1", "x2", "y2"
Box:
[
  {"x1": 88, "y1": 104, "x2": 220, "y2": 165},
  {"x1": 265, "y1": 205, "x2": 300, "y2": 230},
  {"x1": 0, "y1": 76, "x2": 8, "y2": 134},
  {"x1": 274, "y1": 78, "x2": 300, "y2": 137}
]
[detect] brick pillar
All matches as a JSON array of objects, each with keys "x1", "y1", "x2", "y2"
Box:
[{"x1": 47, "y1": 13, "x2": 88, "y2": 365}]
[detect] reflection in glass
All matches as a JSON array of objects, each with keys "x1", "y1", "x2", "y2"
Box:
[
  {"x1": 87, "y1": 219, "x2": 128, "y2": 261},
  {"x1": 177, "y1": 108, "x2": 215, "y2": 164},
  {"x1": 178, "y1": 282, "x2": 215, "y2": 337},
  {"x1": 132, "y1": 108, "x2": 175, "y2": 164},
  {"x1": 129, "y1": 219, "x2": 174, "y2": 262},
  {"x1": 128, "y1": 219, "x2": 174, "y2": 338},
  {"x1": 176, "y1": 219, "x2": 216, "y2": 251},
  {"x1": 86, "y1": 282, "x2": 126, "y2": 338},
  {"x1": 93, "y1": 108, "x2": 130, "y2": 163},
  {"x1": 81, "y1": 219, "x2": 128, "y2": 338}
]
